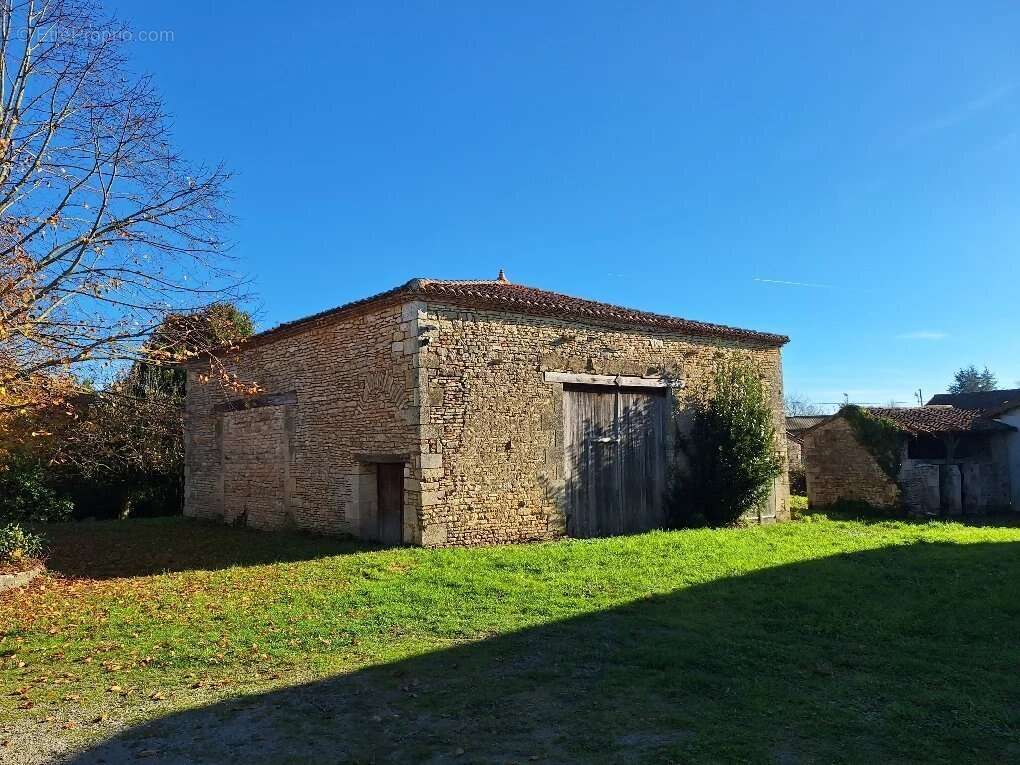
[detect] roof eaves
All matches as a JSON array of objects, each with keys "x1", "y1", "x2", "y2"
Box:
[
  {"x1": 424, "y1": 298, "x2": 788, "y2": 346},
  {"x1": 416, "y1": 283, "x2": 789, "y2": 346},
  {"x1": 191, "y1": 276, "x2": 789, "y2": 362},
  {"x1": 800, "y1": 407, "x2": 916, "y2": 437},
  {"x1": 185, "y1": 280, "x2": 419, "y2": 363},
  {"x1": 984, "y1": 398, "x2": 1020, "y2": 418}
]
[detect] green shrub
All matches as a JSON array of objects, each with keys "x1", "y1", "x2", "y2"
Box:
[
  {"x1": 0, "y1": 523, "x2": 45, "y2": 564},
  {"x1": 842, "y1": 405, "x2": 903, "y2": 480},
  {"x1": 790, "y1": 494, "x2": 809, "y2": 514},
  {"x1": 0, "y1": 454, "x2": 74, "y2": 524},
  {"x1": 671, "y1": 362, "x2": 783, "y2": 527}
]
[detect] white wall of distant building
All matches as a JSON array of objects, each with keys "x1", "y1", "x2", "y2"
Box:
[{"x1": 999, "y1": 406, "x2": 1020, "y2": 509}]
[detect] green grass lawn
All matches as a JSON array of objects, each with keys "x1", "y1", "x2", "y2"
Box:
[{"x1": 2, "y1": 516, "x2": 1020, "y2": 763}]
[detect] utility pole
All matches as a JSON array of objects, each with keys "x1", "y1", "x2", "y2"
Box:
[{"x1": 915, "y1": 388, "x2": 924, "y2": 406}]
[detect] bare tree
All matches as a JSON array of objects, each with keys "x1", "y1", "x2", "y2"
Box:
[
  {"x1": 14, "y1": 303, "x2": 255, "y2": 516},
  {"x1": 783, "y1": 394, "x2": 823, "y2": 417},
  {"x1": 0, "y1": 0, "x2": 243, "y2": 419}
]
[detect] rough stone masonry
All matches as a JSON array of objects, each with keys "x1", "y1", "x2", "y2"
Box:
[{"x1": 184, "y1": 276, "x2": 790, "y2": 546}]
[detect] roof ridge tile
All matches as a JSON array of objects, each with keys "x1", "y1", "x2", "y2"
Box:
[{"x1": 210, "y1": 276, "x2": 789, "y2": 356}]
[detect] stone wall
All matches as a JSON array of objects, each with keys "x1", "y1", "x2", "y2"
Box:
[
  {"x1": 803, "y1": 417, "x2": 901, "y2": 508},
  {"x1": 804, "y1": 416, "x2": 1013, "y2": 514},
  {"x1": 786, "y1": 435, "x2": 803, "y2": 473},
  {"x1": 786, "y1": 434, "x2": 806, "y2": 494},
  {"x1": 221, "y1": 404, "x2": 291, "y2": 529},
  {"x1": 187, "y1": 298, "x2": 790, "y2": 546},
  {"x1": 184, "y1": 301, "x2": 421, "y2": 538},
  {"x1": 412, "y1": 303, "x2": 790, "y2": 546}
]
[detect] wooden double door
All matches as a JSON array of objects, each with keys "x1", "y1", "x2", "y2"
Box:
[{"x1": 563, "y1": 384, "x2": 670, "y2": 538}]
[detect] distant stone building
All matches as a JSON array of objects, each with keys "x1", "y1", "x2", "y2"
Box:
[
  {"x1": 803, "y1": 406, "x2": 1015, "y2": 514},
  {"x1": 184, "y1": 275, "x2": 790, "y2": 546},
  {"x1": 785, "y1": 416, "x2": 827, "y2": 495},
  {"x1": 787, "y1": 416, "x2": 828, "y2": 471}
]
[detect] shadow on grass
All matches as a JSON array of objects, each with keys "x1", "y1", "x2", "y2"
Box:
[
  {"x1": 61, "y1": 541, "x2": 1020, "y2": 764},
  {"x1": 40, "y1": 517, "x2": 370, "y2": 579},
  {"x1": 797, "y1": 501, "x2": 1020, "y2": 528}
]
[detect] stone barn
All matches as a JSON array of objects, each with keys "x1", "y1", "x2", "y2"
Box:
[
  {"x1": 802, "y1": 406, "x2": 1015, "y2": 515},
  {"x1": 184, "y1": 275, "x2": 790, "y2": 546}
]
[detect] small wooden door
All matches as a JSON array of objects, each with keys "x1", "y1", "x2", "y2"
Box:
[
  {"x1": 376, "y1": 463, "x2": 404, "y2": 546},
  {"x1": 563, "y1": 384, "x2": 669, "y2": 538}
]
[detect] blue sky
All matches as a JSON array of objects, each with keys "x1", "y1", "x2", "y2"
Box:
[{"x1": 109, "y1": 1, "x2": 1020, "y2": 409}]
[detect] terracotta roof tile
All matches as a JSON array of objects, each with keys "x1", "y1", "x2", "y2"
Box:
[
  {"x1": 863, "y1": 406, "x2": 1012, "y2": 435},
  {"x1": 223, "y1": 277, "x2": 789, "y2": 354}
]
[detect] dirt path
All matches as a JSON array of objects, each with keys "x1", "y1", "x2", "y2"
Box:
[{"x1": 2, "y1": 678, "x2": 590, "y2": 765}]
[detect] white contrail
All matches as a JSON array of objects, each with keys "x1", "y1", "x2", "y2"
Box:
[{"x1": 753, "y1": 277, "x2": 831, "y2": 289}]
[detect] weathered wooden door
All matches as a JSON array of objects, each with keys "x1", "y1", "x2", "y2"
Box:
[
  {"x1": 376, "y1": 463, "x2": 404, "y2": 546},
  {"x1": 563, "y1": 384, "x2": 669, "y2": 537}
]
